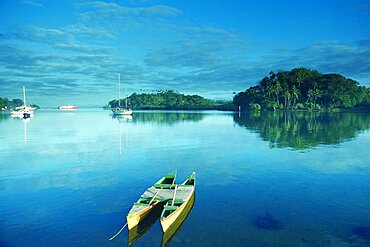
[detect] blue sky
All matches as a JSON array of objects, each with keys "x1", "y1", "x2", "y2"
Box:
[{"x1": 0, "y1": 0, "x2": 369, "y2": 106}]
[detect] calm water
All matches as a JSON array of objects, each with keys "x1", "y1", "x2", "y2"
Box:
[{"x1": 1, "y1": 110, "x2": 370, "y2": 247}]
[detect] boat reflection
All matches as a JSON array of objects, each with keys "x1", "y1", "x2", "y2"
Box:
[
  {"x1": 23, "y1": 118, "x2": 30, "y2": 144},
  {"x1": 112, "y1": 115, "x2": 132, "y2": 154},
  {"x1": 113, "y1": 114, "x2": 133, "y2": 123},
  {"x1": 10, "y1": 113, "x2": 34, "y2": 120},
  {"x1": 161, "y1": 193, "x2": 195, "y2": 247},
  {"x1": 127, "y1": 201, "x2": 164, "y2": 246},
  {"x1": 10, "y1": 114, "x2": 32, "y2": 144}
]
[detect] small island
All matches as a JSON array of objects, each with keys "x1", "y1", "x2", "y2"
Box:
[
  {"x1": 233, "y1": 68, "x2": 370, "y2": 111},
  {"x1": 106, "y1": 90, "x2": 235, "y2": 110}
]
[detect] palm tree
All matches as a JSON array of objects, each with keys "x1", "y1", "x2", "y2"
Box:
[
  {"x1": 291, "y1": 86, "x2": 299, "y2": 109},
  {"x1": 271, "y1": 80, "x2": 282, "y2": 106}
]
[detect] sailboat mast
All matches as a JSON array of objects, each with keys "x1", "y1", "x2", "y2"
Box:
[
  {"x1": 23, "y1": 86, "x2": 26, "y2": 106},
  {"x1": 125, "y1": 82, "x2": 128, "y2": 108},
  {"x1": 118, "y1": 72, "x2": 121, "y2": 107}
]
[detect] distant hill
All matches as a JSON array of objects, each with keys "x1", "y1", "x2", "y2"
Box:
[{"x1": 107, "y1": 90, "x2": 236, "y2": 110}]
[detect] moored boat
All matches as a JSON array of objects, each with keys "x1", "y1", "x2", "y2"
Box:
[
  {"x1": 112, "y1": 71, "x2": 133, "y2": 115},
  {"x1": 127, "y1": 170, "x2": 177, "y2": 230},
  {"x1": 11, "y1": 106, "x2": 34, "y2": 119},
  {"x1": 112, "y1": 106, "x2": 132, "y2": 115},
  {"x1": 160, "y1": 172, "x2": 196, "y2": 233},
  {"x1": 11, "y1": 86, "x2": 34, "y2": 119}
]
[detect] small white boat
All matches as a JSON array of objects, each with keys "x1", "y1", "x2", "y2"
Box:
[
  {"x1": 11, "y1": 86, "x2": 34, "y2": 119},
  {"x1": 59, "y1": 105, "x2": 77, "y2": 110},
  {"x1": 112, "y1": 71, "x2": 133, "y2": 115},
  {"x1": 112, "y1": 107, "x2": 132, "y2": 115}
]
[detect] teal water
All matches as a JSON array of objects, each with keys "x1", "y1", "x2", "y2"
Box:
[{"x1": 0, "y1": 110, "x2": 370, "y2": 246}]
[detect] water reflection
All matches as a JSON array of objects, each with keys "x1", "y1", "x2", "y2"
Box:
[
  {"x1": 234, "y1": 111, "x2": 370, "y2": 150},
  {"x1": 113, "y1": 115, "x2": 133, "y2": 123},
  {"x1": 9, "y1": 113, "x2": 32, "y2": 144},
  {"x1": 1, "y1": 109, "x2": 370, "y2": 247},
  {"x1": 130, "y1": 112, "x2": 205, "y2": 125},
  {"x1": 23, "y1": 118, "x2": 30, "y2": 144},
  {"x1": 0, "y1": 112, "x2": 11, "y2": 121},
  {"x1": 112, "y1": 115, "x2": 132, "y2": 154}
]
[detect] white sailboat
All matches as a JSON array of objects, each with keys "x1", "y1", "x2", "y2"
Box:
[
  {"x1": 112, "y1": 71, "x2": 132, "y2": 115},
  {"x1": 11, "y1": 86, "x2": 34, "y2": 119}
]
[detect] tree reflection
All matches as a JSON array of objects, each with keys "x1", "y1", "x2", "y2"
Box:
[
  {"x1": 234, "y1": 111, "x2": 370, "y2": 150},
  {"x1": 0, "y1": 113, "x2": 10, "y2": 121},
  {"x1": 131, "y1": 112, "x2": 205, "y2": 125}
]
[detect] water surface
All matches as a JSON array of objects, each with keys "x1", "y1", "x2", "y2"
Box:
[{"x1": 0, "y1": 110, "x2": 370, "y2": 246}]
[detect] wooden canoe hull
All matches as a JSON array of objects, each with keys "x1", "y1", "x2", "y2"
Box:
[
  {"x1": 160, "y1": 189, "x2": 194, "y2": 233},
  {"x1": 127, "y1": 201, "x2": 160, "y2": 230},
  {"x1": 127, "y1": 171, "x2": 177, "y2": 230},
  {"x1": 128, "y1": 202, "x2": 163, "y2": 246},
  {"x1": 161, "y1": 193, "x2": 195, "y2": 246}
]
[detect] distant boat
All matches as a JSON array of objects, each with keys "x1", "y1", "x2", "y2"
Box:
[
  {"x1": 59, "y1": 105, "x2": 77, "y2": 110},
  {"x1": 11, "y1": 86, "x2": 34, "y2": 119},
  {"x1": 112, "y1": 71, "x2": 132, "y2": 115}
]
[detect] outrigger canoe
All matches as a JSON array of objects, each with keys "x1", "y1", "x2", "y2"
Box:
[
  {"x1": 127, "y1": 170, "x2": 177, "y2": 230},
  {"x1": 160, "y1": 172, "x2": 196, "y2": 232}
]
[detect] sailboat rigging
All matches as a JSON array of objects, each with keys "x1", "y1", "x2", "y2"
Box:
[{"x1": 112, "y1": 71, "x2": 133, "y2": 115}]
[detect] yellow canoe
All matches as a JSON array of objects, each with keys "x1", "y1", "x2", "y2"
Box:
[
  {"x1": 127, "y1": 170, "x2": 177, "y2": 230},
  {"x1": 160, "y1": 172, "x2": 196, "y2": 233}
]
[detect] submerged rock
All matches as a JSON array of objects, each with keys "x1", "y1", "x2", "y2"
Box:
[
  {"x1": 254, "y1": 211, "x2": 283, "y2": 230},
  {"x1": 351, "y1": 226, "x2": 370, "y2": 240}
]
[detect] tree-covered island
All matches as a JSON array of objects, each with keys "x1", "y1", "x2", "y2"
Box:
[
  {"x1": 108, "y1": 68, "x2": 369, "y2": 112},
  {"x1": 107, "y1": 90, "x2": 233, "y2": 110},
  {"x1": 233, "y1": 68, "x2": 370, "y2": 111}
]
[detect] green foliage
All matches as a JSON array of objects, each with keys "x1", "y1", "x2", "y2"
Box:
[
  {"x1": 249, "y1": 102, "x2": 261, "y2": 110},
  {"x1": 294, "y1": 103, "x2": 305, "y2": 110},
  {"x1": 109, "y1": 90, "x2": 222, "y2": 110},
  {"x1": 217, "y1": 102, "x2": 239, "y2": 111},
  {"x1": 233, "y1": 68, "x2": 370, "y2": 111},
  {"x1": 30, "y1": 104, "x2": 40, "y2": 109},
  {"x1": 0, "y1": 97, "x2": 24, "y2": 110},
  {"x1": 268, "y1": 102, "x2": 278, "y2": 111},
  {"x1": 1, "y1": 97, "x2": 40, "y2": 110},
  {"x1": 234, "y1": 86, "x2": 266, "y2": 110}
]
